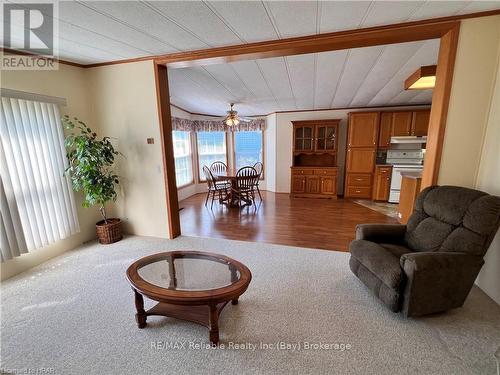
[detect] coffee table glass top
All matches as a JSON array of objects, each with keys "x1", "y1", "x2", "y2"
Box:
[{"x1": 137, "y1": 253, "x2": 240, "y2": 291}]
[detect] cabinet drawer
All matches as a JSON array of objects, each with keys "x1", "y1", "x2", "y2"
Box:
[
  {"x1": 376, "y1": 167, "x2": 392, "y2": 175},
  {"x1": 313, "y1": 169, "x2": 337, "y2": 176},
  {"x1": 291, "y1": 169, "x2": 313, "y2": 175},
  {"x1": 347, "y1": 174, "x2": 372, "y2": 186},
  {"x1": 346, "y1": 186, "x2": 372, "y2": 198}
]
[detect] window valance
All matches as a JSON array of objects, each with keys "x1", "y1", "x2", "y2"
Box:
[{"x1": 171, "y1": 117, "x2": 265, "y2": 132}]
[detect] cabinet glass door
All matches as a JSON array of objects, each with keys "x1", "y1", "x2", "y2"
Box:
[
  {"x1": 316, "y1": 126, "x2": 337, "y2": 151},
  {"x1": 294, "y1": 126, "x2": 314, "y2": 151}
]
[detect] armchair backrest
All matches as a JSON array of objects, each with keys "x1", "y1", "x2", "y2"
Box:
[{"x1": 405, "y1": 185, "x2": 500, "y2": 256}]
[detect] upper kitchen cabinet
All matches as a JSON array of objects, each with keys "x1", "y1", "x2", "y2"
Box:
[
  {"x1": 294, "y1": 124, "x2": 315, "y2": 152},
  {"x1": 411, "y1": 111, "x2": 431, "y2": 136},
  {"x1": 347, "y1": 112, "x2": 379, "y2": 148},
  {"x1": 391, "y1": 112, "x2": 413, "y2": 136},
  {"x1": 292, "y1": 119, "x2": 340, "y2": 168},
  {"x1": 378, "y1": 112, "x2": 393, "y2": 148}
]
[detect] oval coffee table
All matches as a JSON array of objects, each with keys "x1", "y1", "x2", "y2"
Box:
[{"x1": 126, "y1": 251, "x2": 252, "y2": 344}]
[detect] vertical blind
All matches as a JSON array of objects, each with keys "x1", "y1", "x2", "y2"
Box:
[{"x1": 0, "y1": 96, "x2": 79, "y2": 261}]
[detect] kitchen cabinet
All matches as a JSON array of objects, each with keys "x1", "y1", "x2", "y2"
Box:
[
  {"x1": 378, "y1": 112, "x2": 392, "y2": 148},
  {"x1": 372, "y1": 166, "x2": 392, "y2": 201},
  {"x1": 347, "y1": 112, "x2": 379, "y2": 147},
  {"x1": 291, "y1": 120, "x2": 340, "y2": 199},
  {"x1": 294, "y1": 125, "x2": 315, "y2": 152},
  {"x1": 290, "y1": 167, "x2": 337, "y2": 197},
  {"x1": 411, "y1": 111, "x2": 430, "y2": 136},
  {"x1": 346, "y1": 148, "x2": 376, "y2": 173},
  {"x1": 398, "y1": 173, "x2": 422, "y2": 223},
  {"x1": 320, "y1": 176, "x2": 337, "y2": 195},
  {"x1": 345, "y1": 112, "x2": 379, "y2": 199},
  {"x1": 392, "y1": 112, "x2": 413, "y2": 136}
]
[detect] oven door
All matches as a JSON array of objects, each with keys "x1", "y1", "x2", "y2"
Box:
[{"x1": 389, "y1": 166, "x2": 423, "y2": 203}]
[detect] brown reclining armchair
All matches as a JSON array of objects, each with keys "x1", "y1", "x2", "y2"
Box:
[{"x1": 349, "y1": 185, "x2": 500, "y2": 317}]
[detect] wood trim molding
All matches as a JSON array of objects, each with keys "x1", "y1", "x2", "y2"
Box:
[
  {"x1": 83, "y1": 10, "x2": 499, "y2": 69},
  {"x1": 421, "y1": 23, "x2": 460, "y2": 188},
  {"x1": 154, "y1": 63, "x2": 181, "y2": 238},
  {"x1": 1, "y1": 48, "x2": 86, "y2": 68}
]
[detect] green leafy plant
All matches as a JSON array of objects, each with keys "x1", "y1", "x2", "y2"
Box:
[{"x1": 62, "y1": 115, "x2": 120, "y2": 223}]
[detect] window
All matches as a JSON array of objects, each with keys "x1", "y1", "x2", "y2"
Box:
[
  {"x1": 172, "y1": 131, "x2": 193, "y2": 187},
  {"x1": 196, "y1": 132, "x2": 227, "y2": 180},
  {"x1": 0, "y1": 97, "x2": 79, "y2": 260},
  {"x1": 234, "y1": 131, "x2": 263, "y2": 172}
]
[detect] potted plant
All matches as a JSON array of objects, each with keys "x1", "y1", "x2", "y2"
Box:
[{"x1": 62, "y1": 115, "x2": 123, "y2": 244}]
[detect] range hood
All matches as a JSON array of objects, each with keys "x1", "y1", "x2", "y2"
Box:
[{"x1": 390, "y1": 136, "x2": 427, "y2": 144}]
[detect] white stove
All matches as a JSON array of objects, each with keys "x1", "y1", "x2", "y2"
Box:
[{"x1": 386, "y1": 149, "x2": 424, "y2": 203}]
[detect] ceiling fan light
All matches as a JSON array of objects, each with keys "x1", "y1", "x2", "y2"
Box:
[{"x1": 405, "y1": 65, "x2": 437, "y2": 90}]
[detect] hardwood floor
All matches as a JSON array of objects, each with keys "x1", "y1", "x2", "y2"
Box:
[{"x1": 179, "y1": 191, "x2": 398, "y2": 252}]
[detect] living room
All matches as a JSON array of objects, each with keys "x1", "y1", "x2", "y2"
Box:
[{"x1": 1, "y1": 2, "x2": 500, "y2": 374}]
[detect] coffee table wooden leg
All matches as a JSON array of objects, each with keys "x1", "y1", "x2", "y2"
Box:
[
  {"x1": 231, "y1": 298, "x2": 239, "y2": 305},
  {"x1": 208, "y1": 304, "x2": 219, "y2": 345},
  {"x1": 133, "y1": 289, "x2": 147, "y2": 328}
]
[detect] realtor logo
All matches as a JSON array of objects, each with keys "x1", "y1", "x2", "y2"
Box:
[{"x1": 2, "y1": 2, "x2": 58, "y2": 70}]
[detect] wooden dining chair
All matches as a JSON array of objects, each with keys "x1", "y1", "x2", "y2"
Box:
[
  {"x1": 210, "y1": 161, "x2": 229, "y2": 184},
  {"x1": 202, "y1": 166, "x2": 229, "y2": 208},
  {"x1": 233, "y1": 166, "x2": 259, "y2": 207},
  {"x1": 253, "y1": 162, "x2": 264, "y2": 201}
]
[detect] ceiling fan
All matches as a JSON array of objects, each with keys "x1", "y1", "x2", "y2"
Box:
[{"x1": 221, "y1": 103, "x2": 253, "y2": 126}]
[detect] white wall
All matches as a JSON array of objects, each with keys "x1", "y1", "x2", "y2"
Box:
[
  {"x1": 264, "y1": 113, "x2": 277, "y2": 191},
  {"x1": 87, "y1": 61, "x2": 169, "y2": 239},
  {"x1": 268, "y1": 106, "x2": 429, "y2": 194},
  {"x1": 1, "y1": 64, "x2": 101, "y2": 280}
]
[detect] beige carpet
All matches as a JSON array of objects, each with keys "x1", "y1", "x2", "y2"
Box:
[{"x1": 1, "y1": 235, "x2": 499, "y2": 374}]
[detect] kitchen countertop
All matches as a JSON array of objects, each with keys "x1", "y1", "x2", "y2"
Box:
[{"x1": 400, "y1": 171, "x2": 423, "y2": 179}]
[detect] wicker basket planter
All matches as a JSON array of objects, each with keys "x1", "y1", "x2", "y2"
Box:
[{"x1": 96, "y1": 218, "x2": 122, "y2": 244}]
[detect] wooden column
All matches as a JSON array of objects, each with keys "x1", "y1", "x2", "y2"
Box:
[
  {"x1": 421, "y1": 23, "x2": 460, "y2": 188},
  {"x1": 154, "y1": 63, "x2": 181, "y2": 238}
]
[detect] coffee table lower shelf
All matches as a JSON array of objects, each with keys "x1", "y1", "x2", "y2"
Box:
[{"x1": 134, "y1": 290, "x2": 238, "y2": 344}]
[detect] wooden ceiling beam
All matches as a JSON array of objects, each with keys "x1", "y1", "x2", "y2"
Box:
[{"x1": 155, "y1": 20, "x2": 460, "y2": 68}]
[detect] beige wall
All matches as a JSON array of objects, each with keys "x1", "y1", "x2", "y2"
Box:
[
  {"x1": 87, "y1": 61, "x2": 169, "y2": 239},
  {"x1": 474, "y1": 34, "x2": 500, "y2": 305},
  {"x1": 438, "y1": 15, "x2": 500, "y2": 304},
  {"x1": 438, "y1": 15, "x2": 500, "y2": 187},
  {"x1": 0, "y1": 64, "x2": 101, "y2": 280}
]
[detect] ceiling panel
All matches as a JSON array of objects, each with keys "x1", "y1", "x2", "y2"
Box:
[
  {"x1": 360, "y1": 1, "x2": 424, "y2": 27},
  {"x1": 264, "y1": 1, "x2": 318, "y2": 38},
  {"x1": 457, "y1": 1, "x2": 500, "y2": 14},
  {"x1": 145, "y1": 1, "x2": 242, "y2": 46},
  {"x1": 59, "y1": 2, "x2": 171, "y2": 55},
  {"x1": 256, "y1": 57, "x2": 295, "y2": 109},
  {"x1": 368, "y1": 39, "x2": 440, "y2": 106},
  {"x1": 319, "y1": 1, "x2": 372, "y2": 32},
  {"x1": 170, "y1": 39, "x2": 440, "y2": 116},
  {"x1": 82, "y1": 1, "x2": 208, "y2": 51},
  {"x1": 206, "y1": 1, "x2": 278, "y2": 42},
  {"x1": 286, "y1": 54, "x2": 315, "y2": 109},
  {"x1": 202, "y1": 65, "x2": 254, "y2": 102},
  {"x1": 408, "y1": 1, "x2": 470, "y2": 20},
  {"x1": 409, "y1": 90, "x2": 434, "y2": 104},
  {"x1": 332, "y1": 45, "x2": 385, "y2": 108},
  {"x1": 350, "y1": 41, "x2": 424, "y2": 107},
  {"x1": 229, "y1": 61, "x2": 276, "y2": 103},
  {"x1": 314, "y1": 49, "x2": 349, "y2": 109}
]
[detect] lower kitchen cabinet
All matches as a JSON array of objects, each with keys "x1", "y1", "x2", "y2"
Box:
[
  {"x1": 290, "y1": 167, "x2": 337, "y2": 198},
  {"x1": 372, "y1": 166, "x2": 392, "y2": 201}
]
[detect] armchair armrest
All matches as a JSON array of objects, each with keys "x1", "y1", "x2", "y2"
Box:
[
  {"x1": 400, "y1": 252, "x2": 482, "y2": 273},
  {"x1": 355, "y1": 224, "x2": 406, "y2": 243},
  {"x1": 399, "y1": 251, "x2": 484, "y2": 317}
]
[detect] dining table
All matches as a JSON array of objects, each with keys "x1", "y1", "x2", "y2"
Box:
[{"x1": 212, "y1": 170, "x2": 254, "y2": 207}]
